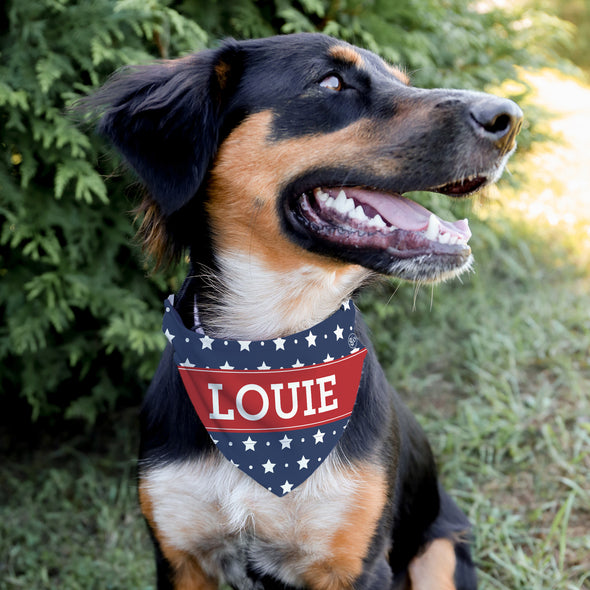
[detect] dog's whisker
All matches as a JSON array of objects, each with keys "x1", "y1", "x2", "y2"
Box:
[
  {"x1": 386, "y1": 281, "x2": 402, "y2": 306},
  {"x1": 412, "y1": 282, "x2": 422, "y2": 312}
]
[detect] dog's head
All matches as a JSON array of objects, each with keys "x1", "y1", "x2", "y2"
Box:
[{"x1": 90, "y1": 33, "x2": 522, "y2": 329}]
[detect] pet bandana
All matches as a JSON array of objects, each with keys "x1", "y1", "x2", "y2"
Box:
[{"x1": 163, "y1": 297, "x2": 367, "y2": 496}]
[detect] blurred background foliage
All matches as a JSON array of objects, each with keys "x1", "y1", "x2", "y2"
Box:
[{"x1": 0, "y1": 0, "x2": 578, "y2": 426}]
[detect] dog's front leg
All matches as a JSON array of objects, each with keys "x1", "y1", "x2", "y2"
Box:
[{"x1": 140, "y1": 484, "x2": 218, "y2": 590}]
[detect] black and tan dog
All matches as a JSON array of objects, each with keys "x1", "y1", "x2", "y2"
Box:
[{"x1": 89, "y1": 33, "x2": 522, "y2": 590}]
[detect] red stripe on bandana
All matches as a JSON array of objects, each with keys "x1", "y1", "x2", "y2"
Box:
[{"x1": 179, "y1": 349, "x2": 367, "y2": 433}]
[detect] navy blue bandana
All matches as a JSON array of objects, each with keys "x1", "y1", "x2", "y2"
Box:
[{"x1": 163, "y1": 298, "x2": 366, "y2": 496}]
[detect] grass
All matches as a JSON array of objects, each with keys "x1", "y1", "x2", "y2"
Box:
[
  {"x1": 2, "y1": 70, "x2": 589, "y2": 589},
  {"x1": 0, "y1": 414, "x2": 155, "y2": 589}
]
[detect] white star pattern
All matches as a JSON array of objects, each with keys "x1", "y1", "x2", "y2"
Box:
[
  {"x1": 199, "y1": 334, "x2": 214, "y2": 350},
  {"x1": 313, "y1": 429, "x2": 325, "y2": 444},
  {"x1": 297, "y1": 456, "x2": 310, "y2": 470},
  {"x1": 342, "y1": 300, "x2": 351, "y2": 310},
  {"x1": 162, "y1": 297, "x2": 362, "y2": 496},
  {"x1": 273, "y1": 337, "x2": 286, "y2": 350},
  {"x1": 262, "y1": 459, "x2": 276, "y2": 473},
  {"x1": 305, "y1": 331, "x2": 317, "y2": 347},
  {"x1": 243, "y1": 436, "x2": 257, "y2": 451}
]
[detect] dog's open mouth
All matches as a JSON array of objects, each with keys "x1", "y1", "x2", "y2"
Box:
[
  {"x1": 295, "y1": 180, "x2": 484, "y2": 253},
  {"x1": 284, "y1": 174, "x2": 490, "y2": 280}
]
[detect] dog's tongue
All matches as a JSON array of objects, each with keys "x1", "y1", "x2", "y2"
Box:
[{"x1": 351, "y1": 188, "x2": 471, "y2": 240}]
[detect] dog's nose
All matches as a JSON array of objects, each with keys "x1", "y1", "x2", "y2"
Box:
[{"x1": 469, "y1": 97, "x2": 523, "y2": 153}]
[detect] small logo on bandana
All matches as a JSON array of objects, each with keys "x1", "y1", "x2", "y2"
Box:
[{"x1": 163, "y1": 299, "x2": 366, "y2": 496}]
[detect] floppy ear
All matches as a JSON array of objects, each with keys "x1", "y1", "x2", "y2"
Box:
[{"x1": 91, "y1": 44, "x2": 240, "y2": 215}]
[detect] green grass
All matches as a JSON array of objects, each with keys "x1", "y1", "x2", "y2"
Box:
[{"x1": 0, "y1": 415, "x2": 155, "y2": 589}]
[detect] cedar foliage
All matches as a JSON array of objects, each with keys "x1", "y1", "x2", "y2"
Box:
[
  {"x1": 0, "y1": 0, "x2": 207, "y2": 422},
  {"x1": 0, "y1": 0, "x2": 570, "y2": 424}
]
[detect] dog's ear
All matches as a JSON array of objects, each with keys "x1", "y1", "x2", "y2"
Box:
[{"x1": 89, "y1": 43, "x2": 241, "y2": 216}]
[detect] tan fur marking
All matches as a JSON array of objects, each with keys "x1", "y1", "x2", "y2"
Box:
[
  {"x1": 135, "y1": 200, "x2": 173, "y2": 267},
  {"x1": 167, "y1": 550, "x2": 218, "y2": 590},
  {"x1": 329, "y1": 44, "x2": 365, "y2": 68},
  {"x1": 139, "y1": 481, "x2": 217, "y2": 590},
  {"x1": 206, "y1": 110, "x2": 386, "y2": 276},
  {"x1": 202, "y1": 110, "x2": 384, "y2": 336},
  {"x1": 302, "y1": 466, "x2": 388, "y2": 590},
  {"x1": 214, "y1": 60, "x2": 231, "y2": 90},
  {"x1": 408, "y1": 538, "x2": 457, "y2": 590},
  {"x1": 386, "y1": 63, "x2": 410, "y2": 85}
]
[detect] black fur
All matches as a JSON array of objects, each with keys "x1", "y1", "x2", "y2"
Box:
[{"x1": 94, "y1": 49, "x2": 227, "y2": 214}]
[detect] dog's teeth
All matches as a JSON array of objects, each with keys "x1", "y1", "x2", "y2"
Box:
[
  {"x1": 344, "y1": 196, "x2": 356, "y2": 213},
  {"x1": 373, "y1": 214, "x2": 387, "y2": 228},
  {"x1": 348, "y1": 206, "x2": 360, "y2": 219},
  {"x1": 334, "y1": 190, "x2": 354, "y2": 214},
  {"x1": 439, "y1": 232, "x2": 451, "y2": 244},
  {"x1": 325, "y1": 196, "x2": 335, "y2": 208},
  {"x1": 424, "y1": 214, "x2": 440, "y2": 240},
  {"x1": 368, "y1": 214, "x2": 387, "y2": 228},
  {"x1": 314, "y1": 188, "x2": 329, "y2": 202},
  {"x1": 448, "y1": 235, "x2": 458, "y2": 245},
  {"x1": 334, "y1": 190, "x2": 347, "y2": 210},
  {"x1": 349, "y1": 205, "x2": 368, "y2": 221},
  {"x1": 316, "y1": 189, "x2": 329, "y2": 203}
]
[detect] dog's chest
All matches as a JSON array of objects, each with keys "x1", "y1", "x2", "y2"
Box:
[{"x1": 141, "y1": 452, "x2": 386, "y2": 586}]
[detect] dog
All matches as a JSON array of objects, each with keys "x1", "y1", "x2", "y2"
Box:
[{"x1": 89, "y1": 33, "x2": 522, "y2": 590}]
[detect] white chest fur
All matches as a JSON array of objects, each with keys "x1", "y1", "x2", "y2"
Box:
[{"x1": 141, "y1": 452, "x2": 386, "y2": 587}]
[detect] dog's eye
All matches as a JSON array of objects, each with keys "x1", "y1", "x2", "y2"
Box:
[{"x1": 320, "y1": 74, "x2": 343, "y2": 91}]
